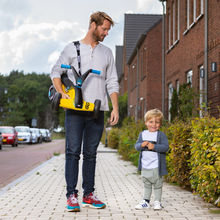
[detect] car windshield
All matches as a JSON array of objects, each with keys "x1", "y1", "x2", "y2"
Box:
[
  {"x1": 16, "y1": 127, "x2": 29, "y2": 132},
  {"x1": 41, "y1": 130, "x2": 46, "y2": 134},
  {"x1": 0, "y1": 128, "x2": 13, "y2": 134}
]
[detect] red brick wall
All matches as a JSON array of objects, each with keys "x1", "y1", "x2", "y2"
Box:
[
  {"x1": 128, "y1": 21, "x2": 162, "y2": 119},
  {"x1": 164, "y1": 0, "x2": 220, "y2": 119}
]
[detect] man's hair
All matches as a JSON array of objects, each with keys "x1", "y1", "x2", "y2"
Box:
[
  {"x1": 89, "y1": 11, "x2": 114, "y2": 29},
  {"x1": 144, "y1": 108, "x2": 164, "y2": 124}
]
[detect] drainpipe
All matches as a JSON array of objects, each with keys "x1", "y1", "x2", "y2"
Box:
[
  {"x1": 127, "y1": 66, "x2": 130, "y2": 116},
  {"x1": 204, "y1": 0, "x2": 208, "y2": 112},
  {"x1": 136, "y1": 47, "x2": 139, "y2": 122},
  {"x1": 159, "y1": 0, "x2": 165, "y2": 115}
]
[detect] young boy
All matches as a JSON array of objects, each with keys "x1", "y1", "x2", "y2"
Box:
[{"x1": 135, "y1": 108, "x2": 169, "y2": 211}]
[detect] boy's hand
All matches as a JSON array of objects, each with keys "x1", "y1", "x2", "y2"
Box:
[
  {"x1": 141, "y1": 141, "x2": 149, "y2": 148},
  {"x1": 148, "y1": 143, "x2": 154, "y2": 150}
]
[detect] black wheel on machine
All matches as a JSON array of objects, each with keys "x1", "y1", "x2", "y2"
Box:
[
  {"x1": 52, "y1": 93, "x2": 61, "y2": 112},
  {"x1": 92, "y1": 99, "x2": 101, "y2": 119}
]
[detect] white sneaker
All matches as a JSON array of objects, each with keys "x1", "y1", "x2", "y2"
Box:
[
  {"x1": 154, "y1": 201, "x2": 162, "y2": 210},
  {"x1": 135, "y1": 200, "x2": 150, "y2": 210}
]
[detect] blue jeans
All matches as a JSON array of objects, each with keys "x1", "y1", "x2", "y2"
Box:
[{"x1": 65, "y1": 109, "x2": 104, "y2": 198}]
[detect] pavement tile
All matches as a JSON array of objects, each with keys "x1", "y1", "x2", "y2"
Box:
[{"x1": 0, "y1": 142, "x2": 219, "y2": 220}]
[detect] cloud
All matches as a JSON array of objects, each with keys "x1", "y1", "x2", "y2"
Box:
[
  {"x1": 0, "y1": 21, "x2": 86, "y2": 74},
  {"x1": 0, "y1": 0, "x2": 163, "y2": 75},
  {"x1": 0, "y1": 0, "x2": 31, "y2": 31},
  {"x1": 136, "y1": 0, "x2": 163, "y2": 14}
]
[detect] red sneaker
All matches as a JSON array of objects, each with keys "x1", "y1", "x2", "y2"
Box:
[
  {"x1": 67, "y1": 194, "x2": 80, "y2": 212},
  {"x1": 82, "y1": 192, "x2": 106, "y2": 209}
]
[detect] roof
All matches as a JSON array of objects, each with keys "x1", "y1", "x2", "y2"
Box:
[
  {"x1": 127, "y1": 17, "x2": 162, "y2": 65},
  {"x1": 115, "y1": 45, "x2": 123, "y2": 80},
  {"x1": 123, "y1": 14, "x2": 162, "y2": 62}
]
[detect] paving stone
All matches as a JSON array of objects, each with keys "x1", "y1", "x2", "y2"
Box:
[{"x1": 0, "y1": 143, "x2": 219, "y2": 220}]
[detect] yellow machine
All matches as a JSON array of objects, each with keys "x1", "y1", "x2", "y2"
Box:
[{"x1": 49, "y1": 64, "x2": 101, "y2": 119}]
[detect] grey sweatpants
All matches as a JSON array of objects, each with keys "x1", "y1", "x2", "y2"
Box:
[{"x1": 141, "y1": 167, "x2": 163, "y2": 202}]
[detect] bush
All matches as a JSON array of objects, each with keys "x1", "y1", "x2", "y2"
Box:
[
  {"x1": 107, "y1": 128, "x2": 120, "y2": 149},
  {"x1": 166, "y1": 119, "x2": 192, "y2": 190},
  {"x1": 118, "y1": 117, "x2": 146, "y2": 166},
  {"x1": 190, "y1": 116, "x2": 220, "y2": 207}
]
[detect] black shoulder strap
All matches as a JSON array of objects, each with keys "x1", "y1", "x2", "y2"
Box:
[{"x1": 73, "y1": 41, "x2": 81, "y2": 76}]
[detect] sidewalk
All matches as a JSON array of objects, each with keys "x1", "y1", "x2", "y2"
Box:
[{"x1": 0, "y1": 142, "x2": 219, "y2": 220}]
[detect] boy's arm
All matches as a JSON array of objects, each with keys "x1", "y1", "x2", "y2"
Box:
[
  {"x1": 153, "y1": 132, "x2": 169, "y2": 153},
  {"x1": 135, "y1": 132, "x2": 149, "y2": 151}
]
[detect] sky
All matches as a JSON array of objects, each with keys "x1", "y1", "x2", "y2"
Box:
[{"x1": 0, "y1": 0, "x2": 164, "y2": 75}]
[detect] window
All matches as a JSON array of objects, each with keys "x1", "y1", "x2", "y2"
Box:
[
  {"x1": 199, "y1": 65, "x2": 204, "y2": 117},
  {"x1": 131, "y1": 63, "x2": 137, "y2": 90},
  {"x1": 168, "y1": 83, "x2": 173, "y2": 121},
  {"x1": 173, "y1": 2, "x2": 175, "y2": 44},
  {"x1": 168, "y1": 8, "x2": 171, "y2": 48},
  {"x1": 167, "y1": 0, "x2": 179, "y2": 50},
  {"x1": 187, "y1": 70, "x2": 193, "y2": 86},
  {"x1": 176, "y1": 80, "x2": 179, "y2": 93},
  {"x1": 140, "y1": 47, "x2": 146, "y2": 79},
  {"x1": 185, "y1": 0, "x2": 204, "y2": 32}
]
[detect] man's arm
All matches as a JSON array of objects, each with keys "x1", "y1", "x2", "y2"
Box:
[
  {"x1": 109, "y1": 92, "x2": 119, "y2": 125},
  {"x1": 52, "y1": 78, "x2": 70, "y2": 99}
]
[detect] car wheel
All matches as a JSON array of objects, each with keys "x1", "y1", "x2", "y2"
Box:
[
  {"x1": 92, "y1": 99, "x2": 101, "y2": 119},
  {"x1": 0, "y1": 142, "x2": 2, "y2": 150},
  {"x1": 52, "y1": 93, "x2": 61, "y2": 112}
]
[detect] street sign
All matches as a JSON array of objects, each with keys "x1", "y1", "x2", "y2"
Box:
[{"x1": 32, "y1": 118, "x2": 37, "y2": 127}]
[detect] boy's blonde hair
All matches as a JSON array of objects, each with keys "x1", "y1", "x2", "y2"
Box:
[
  {"x1": 144, "y1": 108, "x2": 164, "y2": 124},
  {"x1": 89, "y1": 11, "x2": 114, "y2": 29}
]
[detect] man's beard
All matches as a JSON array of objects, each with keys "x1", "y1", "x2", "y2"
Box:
[{"x1": 93, "y1": 28, "x2": 105, "y2": 42}]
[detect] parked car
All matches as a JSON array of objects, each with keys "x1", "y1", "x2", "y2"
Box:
[
  {"x1": 30, "y1": 128, "x2": 42, "y2": 144},
  {"x1": 15, "y1": 126, "x2": 33, "y2": 144},
  {"x1": 0, "y1": 126, "x2": 18, "y2": 147},
  {"x1": 0, "y1": 133, "x2": 2, "y2": 150},
  {"x1": 46, "y1": 129, "x2": 52, "y2": 142},
  {"x1": 40, "y1": 128, "x2": 49, "y2": 142}
]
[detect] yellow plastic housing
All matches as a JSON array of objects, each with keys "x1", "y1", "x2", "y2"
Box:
[{"x1": 59, "y1": 85, "x2": 95, "y2": 111}]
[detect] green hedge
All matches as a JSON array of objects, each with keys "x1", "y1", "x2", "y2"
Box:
[
  {"x1": 190, "y1": 116, "x2": 220, "y2": 206},
  {"x1": 106, "y1": 116, "x2": 220, "y2": 207},
  {"x1": 166, "y1": 120, "x2": 192, "y2": 191}
]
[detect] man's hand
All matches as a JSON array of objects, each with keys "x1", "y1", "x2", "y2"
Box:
[
  {"x1": 61, "y1": 92, "x2": 70, "y2": 99},
  {"x1": 109, "y1": 92, "x2": 119, "y2": 125},
  {"x1": 110, "y1": 108, "x2": 119, "y2": 125}
]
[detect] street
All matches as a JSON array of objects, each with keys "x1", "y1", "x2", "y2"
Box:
[{"x1": 0, "y1": 139, "x2": 65, "y2": 189}]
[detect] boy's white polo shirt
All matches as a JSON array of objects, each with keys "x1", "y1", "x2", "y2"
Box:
[{"x1": 141, "y1": 130, "x2": 158, "y2": 169}]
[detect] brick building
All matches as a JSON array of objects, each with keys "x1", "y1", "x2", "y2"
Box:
[
  {"x1": 117, "y1": 14, "x2": 163, "y2": 120},
  {"x1": 163, "y1": 0, "x2": 220, "y2": 119}
]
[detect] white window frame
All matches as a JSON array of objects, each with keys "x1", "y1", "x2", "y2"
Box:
[
  {"x1": 173, "y1": 2, "x2": 175, "y2": 43},
  {"x1": 177, "y1": 0, "x2": 180, "y2": 40}
]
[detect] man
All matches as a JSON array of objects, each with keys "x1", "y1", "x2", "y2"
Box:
[{"x1": 50, "y1": 11, "x2": 119, "y2": 212}]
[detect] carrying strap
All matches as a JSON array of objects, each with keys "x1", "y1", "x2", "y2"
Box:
[{"x1": 73, "y1": 41, "x2": 81, "y2": 76}]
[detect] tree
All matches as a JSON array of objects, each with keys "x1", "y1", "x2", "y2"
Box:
[
  {"x1": 169, "y1": 83, "x2": 200, "y2": 121},
  {"x1": 105, "y1": 92, "x2": 128, "y2": 128},
  {"x1": 170, "y1": 88, "x2": 179, "y2": 121}
]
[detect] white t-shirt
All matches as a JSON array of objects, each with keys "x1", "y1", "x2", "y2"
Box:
[{"x1": 141, "y1": 130, "x2": 158, "y2": 169}]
